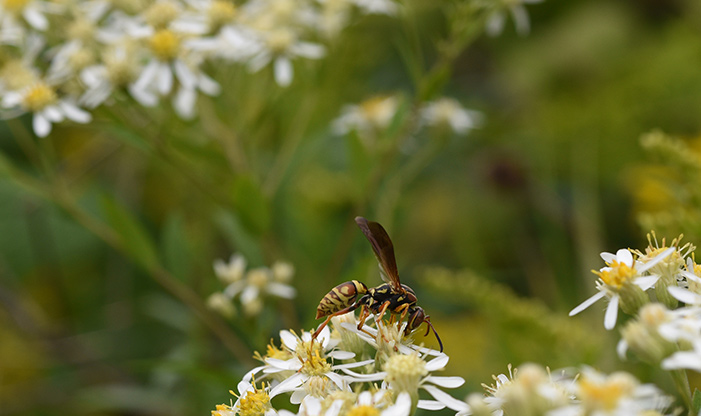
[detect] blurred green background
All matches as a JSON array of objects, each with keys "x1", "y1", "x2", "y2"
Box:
[{"x1": 2, "y1": 0, "x2": 701, "y2": 414}]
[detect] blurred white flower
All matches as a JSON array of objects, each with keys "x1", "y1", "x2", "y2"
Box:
[
  {"x1": 2, "y1": 80, "x2": 91, "y2": 137},
  {"x1": 485, "y1": 0, "x2": 543, "y2": 37},
  {"x1": 332, "y1": 95, "x2": 400, "y2": 139},
  {"x1": 420, "y1": 98, "x2": 482, "y2": 135}
]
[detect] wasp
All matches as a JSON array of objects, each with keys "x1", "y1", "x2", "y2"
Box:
[{"x1": 312, "y1": 216, "x2": 443, "y2": 352}]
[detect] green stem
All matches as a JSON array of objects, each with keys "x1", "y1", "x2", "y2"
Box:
[{"x1": 670, "y1": 368, "x2": 693, "y2": 414}]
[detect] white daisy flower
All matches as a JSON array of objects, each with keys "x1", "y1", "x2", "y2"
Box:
[
  {"x1": 332, "y1": 95, "x2": 400, "y2": 141},
  {"x1": 0, "y1": 0, "x2": 55, "y2": 42},
  {"x1": 569, "y1": 247, "x2": 674, "y2": 330},
  {"x1": 212, "y1": 378, "x2": 279, "y2": 416},
  {"x1": 419, "y1": 98, "x2": 482, "y2": 135},
  {"x1": 2, "y1": 80, "x2": 91, "y2": 137},
  {"x1": 253, "y1": 327, "x2": 372, "y2": 404}
]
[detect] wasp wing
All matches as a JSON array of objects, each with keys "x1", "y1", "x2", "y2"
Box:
[{"x1": 355, "y1": 216, "x2": 402, "y2": 292}]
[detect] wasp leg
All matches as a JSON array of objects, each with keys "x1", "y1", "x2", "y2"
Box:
[
  {"x1": 374, "y1": 301, "x2": 391, "y2": 323},
  {"x1": 395, "y1": 303, "x2": 410, "y2": 322},
  {"x1": 355, "y1": 305, "x2": 375, "y2": 337},
  {"x1": 313, "y1": 303, "x2": 360, "y2": 340}
]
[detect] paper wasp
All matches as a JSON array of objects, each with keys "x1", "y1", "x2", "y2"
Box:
[{"x1": 312, "y1": 217, "x2": 443, "y2": 352}]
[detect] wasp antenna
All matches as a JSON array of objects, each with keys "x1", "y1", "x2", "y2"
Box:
[{"x1": 425, "y1": 317, "x2": 443, "y2": 353}]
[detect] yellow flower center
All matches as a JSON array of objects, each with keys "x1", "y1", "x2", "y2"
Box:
[
  {"x1": 360, "y1": 96, "x2": 397, "y2": 128},
  {"x1": 149, "y1": 29, "x2": 180, "y2": 61},
  {"x1": 238, "y1": 386, "x2": 271, "y2": 416},
  {"x1": 300, "y1": 348, "x2": 331, "y2": 376},
  {"x1": 263, "y1": 341, "x2": 291, "y2": 361},
  {"x1": 347, "y1": 405, "x2": 381, "y2": 416},
  {"x1": 247, "y1": 268, "x2": 270, "y2": 288},
  {"x1": 0, "y1": 60, "x2": 37, "y2": 90},
  {"x1": 144, "y1": 1, "x2": 179, "y2": 28},
  {"x1": 578, "y1": 373, "x2": 635, "y2": 411},
  {"x1": 22, "y1": 83, "x2": 57, "y2": 112},
  {"x1": 383, "y1": 353, "x2": 427, "y2": 393},
  {"x1": 208, "y1": 1, "x2": 236, "y2": 28},
  {"x1": 266, "y1": 29, "x2": 294, "y2": 53},
  {"x1": 595, "y1": 261, "x2": 637, "y2": 289},
  {"x1": 211, "y1": 403, "x2": 235, "y2": 416},
  {"x1": 3, "y1": 0, "x2": 29, "y2": 13}
]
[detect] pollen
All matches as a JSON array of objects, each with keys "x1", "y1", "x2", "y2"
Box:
[
  {"x1": 383, "y1": 353, "x2": 427, "y2": 393},
  {"x1": 2, "y1": 0, "x2": 30, "y2": 13},
  {"x1": 237, "y1": 384, "x2": 272, "y2": 416},
  {"x1": 595, "y1": 261, "x2": 637, "y2": 289},
  {"x1": 211, "y1": 403, "x2": 236, "y2": 416},
  {"x1": 578, "y1": 372, "x2": 636, "y2": 411},
  {"x1": 300, "y1": 349, "x2": 331, "y2": 376},
  {"x1": 149, "y1": 29, "x2": 181, "y2": 61},
  {"x1": 347, "y1": 405, "x2": 381, "y2": 416},
  {"x1": 22, "y1": 83, "x2": 57, "y2": 112}
]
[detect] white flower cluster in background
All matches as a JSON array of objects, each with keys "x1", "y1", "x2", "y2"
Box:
[
  {"x1": 466, "y1": 363, "x2": 674, "y2": 416},
  {"x1": 208, "y1": 253, "x2": 296, "y2": 317},
  {"x1": 0, "y1": 0, "x2": 398, "y2": 137},
  {"x1": 212, "y1": 313, "x2": 466, "y2": 416}
]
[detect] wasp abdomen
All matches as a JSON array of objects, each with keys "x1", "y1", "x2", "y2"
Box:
[{"x1": 315, "y1": 280, "x2": 368, "y2": 319}]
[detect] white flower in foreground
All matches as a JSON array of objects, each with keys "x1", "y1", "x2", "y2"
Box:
[
  {"x1": 479, "y1": 363, "x2": 574, "y2": 416},
  {"x1": 420, "y1": 98, "x2": 482, "y2": 135},
  {"x1": 379, "y1": 352, "x2": 467, "y2": 412},
  {"x1": 1, "y1": 81, "x2": 91, "y2": 137},
  {"x1": 569, "y1": 247, "x2": 674, "y2": 330},
  {"x1": 281, "y1": 390, "x2": 411, "y2": 416},
  {"x1": 255, "y1": 327, "x2": 371, "y2": 404},
  {"x1": 551, "y1": 367, "x2": 673, "y2": 416},
  {"x1": 212, "y1": 378, "x2": 279, "y2": 416}
]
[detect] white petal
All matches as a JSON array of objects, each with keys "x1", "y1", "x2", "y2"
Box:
[
  {"x1": 681, "y1": 270, "x2": 701, "y2": 283},
  {"x1": 603, "y1": 295, "x2": 619, "y2": 330},
  {"x1": 43, "y1": 105, "x2": 64, "y2": 122},
  {"x1": 134, "y1": 60, "x2": 159, "y2": 90},
  {"x1": 325, "y1": 371, "x2": 348, "y2": 389},
  {"x1": 157, "y1": 62, "x2": 173, "y2": 95},
  {"x1": 237, "y1": 380, "x2": 253, "y2": 395},
  {"x1": 300, "y1": 396, "x2": 322, "y2": 416},
  {"x1": 290, "y1": 42, "x2": 325, "y2": 59},
  {"x1": 267, "y1": 282, "x2": 296, "y2": 299},
  {"x1": 333, "y1": 358, "x2": 374, "y2": 369},
  {"x1": 274, "y1": 57, "x2": 293, "y2": 87},
  {"x1": 633, "y1": 275, "x2": 659, "y2": 291},
  {"x1": 128, "y1": 84, "x2": 159, "y2": 107},
  {"x1": 382, "y1": 392, "x2": 412, "y2": 416},
  {"x1": 510, "y1": 5, "x2": 530, "y2": 35},
  {"x1": 638, "y1": 247, "x2": 675, "y2": 273},
  {"x1": 291, "y1": 389, "x2": 308, "y2": 405},
  {"x1": 173, "y1": 59, "x2": 197, "y2": 89},
  {"x1": 173, "y1": 87, "x2": 197, "y2": 120},
  {"x1": 425, "y1": 354, "x2": 449, "y2": 371},
  {"x1": 569, "y1": 291, "x2": 606, "y2": 316},
  {"x1": 324, "y1": 400, "x2": 343, "y2": 416},
  {"x1": 242, "y1": 365, "x2": 266, "y2": 382},
  {"x1": 240, "y1": 286, "x2": 259, "y2": 304},
  {"x1": 33, "y1": 113, "x2": 51, "y2": 137},
  {"x1": 197, "y1": 72, "x2": 221, "y2": 95},
  {"x1": 616, "y1": 249, "x2": 634, "y2": 267},
  {"x1": 422, "y1": 385, "x2": 470, "y2": 412},
  {"x1": 23, "y1": 8, "x2": 48, "y2": 30},
  {"x1": 668, "y1": 286, "x2": 701, "y2": 305},
  {"x1": 328, "y1": 350, "x2": 355, "y2": 360},
  {"x1": 662, "y1": 351, "x2": 701, "y2": 371},
  {"x1": 617, "y1": 339, "x2": 628, "y2": 360},
  {"x1": 416, "y1": 400, "x2": 445, "y2": 410},
  {"x1": 279, "y1": 330, "x2": 299, "y2": 351},
  {"x1": 269, "y1": 373, "x2": 305, "y2": 397},
  {"x1": 60, "y1": 101, "x2": 91, "y2": 123},
  {"x1": 424, "y1": 376, "x2": 465, "y2": 388}
]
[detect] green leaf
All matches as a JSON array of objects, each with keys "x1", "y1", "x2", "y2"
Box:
[
  {"x1": 160, "y1": 213, "x2": 191, "y2": 281},
  {"x1": 692, "y1": 389, "x2": 701, "y2": 414},
  {"x1": 230, "y1": 175, "x2": 271, "y2": 235},
  {"x1": 99, "y1": 194, "x2": 158, "y2": 270}
]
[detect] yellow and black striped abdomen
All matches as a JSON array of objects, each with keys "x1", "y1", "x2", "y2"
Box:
[{"x1": 315, "y1": 280, "x2": 368, "y2": 319}]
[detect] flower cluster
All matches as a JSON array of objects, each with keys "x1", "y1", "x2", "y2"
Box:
[
  {"x1": 569, "y1": 233, "x2": 692, "y2": 330},
  {"x1": 208, "y1": 253, "x2": 296, "y2": 317},
  {"x1": 212, "y1": 313, "x2": 466, "y2": 416},
  {"x1": 466, "y1": 363, "x2": 674, "y2": 416},
  {"x1": 0, "y1": 0, "x2": 399, "y2": 137}
]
